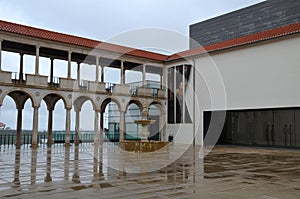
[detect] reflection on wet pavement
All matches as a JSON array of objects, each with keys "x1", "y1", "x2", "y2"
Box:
[{"x1": 0, "y1": 144, "x2": 299, "y2": 198}]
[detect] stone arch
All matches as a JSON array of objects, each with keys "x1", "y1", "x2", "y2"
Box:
[
  {"x1": 73, "y1": 95, "x2": 98, "y2": 112},
  {"x1": 39, "y1": 91, "x2": 69, "y2": 109},
  {"x1": 125, "y1": 99, "x2": 143, "y2": 113},
  {"x1": 0, "y1": 88, "x2": 36, "y2": 108},
  {"x1": 148, "y1": 100, "x2": 166, "y2": 141},
  {"x1": 148, "y1": 100, "x2": 165, "y2": 114},
  {"x1": 100, "y1": 97, "x2": 122, "y2": 142},
  {"x1": 100, "y1": 97, "x2": 122, "y2": 113}
]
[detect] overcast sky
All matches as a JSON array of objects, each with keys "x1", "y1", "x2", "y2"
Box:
[{"x1": 0, "y1": 0, "x2": 265, "y2": 131}]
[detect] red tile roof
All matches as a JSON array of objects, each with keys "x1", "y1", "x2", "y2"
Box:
[
  {"x1": 1, "y1": 20, "x2": 300, "y2": 63},
  {"x1": 0, "y1": 20, "x2": 168, "y2": 62},
  {"x1": 167, "y1": 21, "x2": 300, "y2": 61}
]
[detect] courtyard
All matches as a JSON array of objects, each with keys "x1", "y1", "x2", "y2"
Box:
[{"x1": 0, "y1": 143, "x2": 299, "y2": 198}]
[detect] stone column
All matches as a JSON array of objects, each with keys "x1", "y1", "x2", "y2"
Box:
[
  {"x1": 31, "y1": 106, "x2": 39, "y2": 148},
  {"x1": 163, "y1": 66, "x2": 167, "y2": 92},
  {"x1": 67, "y1": 51, "x2": 72, "y2": 79},
  {"x1": 99, "y1": 112, "x2": 104, "y2": 145},
  {"x1": 0, "y1": 39, "x2": 3, "y2": 71},
  {"x1": 162, "y1": 110, "x2": 167, "y2": 141},
  {"x1": 121, "y1": 61, "x2": 125, "y2": 85},
  {"x1": 16, "y1": 108, "x2": 23, "y2": 148},
  {"x1": 94, "y1": 111, "x2": 99, "y2": 145},
  {"x1": 99, "y1": 111, "x2": 104, "y2": 177},
  {"x1": 96, "y1": 56, "x2": 99, "y2": 82},
  {"x1": 65, "y1": 108, "x2": 71, "y2": 147},
  {"x1": 19, "y1": 53, "x2": 24, "y2": 82},
  {"x1": 47, "y1": 108, "x2": 53, "y2": 147},
  {"x1": 75, "y1": 110, "x2": 80, "y2": 146},
  {"x1": 50, "y1": 58, "x2": 54, "y2": 84},
  {"x1": 142, "y1": 64, "x2": 146, "y2": 87},
  {"x1": 35, "y1": 46, "x2": 40, "y2": 75},
  {"x1": 93, "y1": 111, "x2": 99, "y2": 181},
  {"x1": 119, "y1": 111, "x2": 125, "y2": 141}
]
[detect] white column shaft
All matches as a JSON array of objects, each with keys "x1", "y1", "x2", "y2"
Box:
[
  {"x1": 100, "y1": 112, "x2": 104, "y2": 145},
  {"x1": 35, "y1": 46, "x2": 40, "y2": 75},
  {"x1": 65, "y1": 108, "x2": 71, "y2": 145},
  {"x1": 32, "y1": 107, "x2": 39, "y2": 146},
  {"x1": 142, "y1": 64, "x2": 146, "y2": 87},
  {"x1": 119, "y1": 111, "x2": 125, "y2": 141},
  {"x1": 75, "y1": 110, "x2": 80, "y2": 145},
  {"x1": 94, "y1": 111, "x2": 99, "y2": 145},
  {"x1": 163, "y1": 67, "x2": 167, "y2": 91},
  {"x1": 67, "y1": 51, "x2": 72, "y2": 79},
  {"x1": 96, "y1": 56, "x2": 99, "y2": 82}
]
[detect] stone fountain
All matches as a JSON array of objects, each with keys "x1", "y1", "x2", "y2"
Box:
[
  {"x1": 119, "y1": 108, "x2": 169, "y2": 152},
  {"x1": 134, "y1": 108, "x2": 155, "y2": 141}
]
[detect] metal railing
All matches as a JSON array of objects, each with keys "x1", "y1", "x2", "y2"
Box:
[
  {"x1": 79, "y1": 80, "x2": 89, "y2": 90},
  {"x1": 11, "y1": 72, "x2": 26, "y2": 84},
  {"x1": 127, "y1": 80, "x2": 161, "y2": 89},
  {"x1": 130, "y1": 86, "x2": 137, "y2": 96},
  {"x1": 105, "y1": 82, "x2": 115, "y2": 93},
  {"x1": 0, "y1": 131, "x2": 97, "y2": 149},
  {"x1": 48, "y1": 76, "x2": 60, "y2": 88},
  {"x1": 152, "y1": 88, "x2": 158, "y2": 97}
]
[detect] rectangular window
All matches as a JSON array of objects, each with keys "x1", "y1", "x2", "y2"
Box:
[
  {"x1": 167, "y1": 64, "x2": 192, "y2": 124},
  {"x1": 167, "y1": 67, "x2": 175, "y2": 123}
]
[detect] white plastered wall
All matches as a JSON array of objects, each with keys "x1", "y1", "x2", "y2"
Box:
[{"x1": 169, "y1": 35, "x2": 300, "y2": 146}]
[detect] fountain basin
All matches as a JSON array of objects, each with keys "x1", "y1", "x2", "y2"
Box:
[{"x1": 120, "y1": 141, "x2": 169, "y2": 152}]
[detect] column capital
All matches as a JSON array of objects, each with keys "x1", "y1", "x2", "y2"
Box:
[
  {"x1": 74, "y1": 107, "x2": 81, "y2": 113},
  {"x1": 94, "y1": 109, "x2": 101, "y2": 113},
  {"x1": 65, "y1": 106, "x2": 72, "y2": 111},
  {"x1": 17, "y1": 106, "x2": 24, "y2": 111},
  {"x1": 0, "y1": 38, "x2": 3, "y2": 42},
  {"x1": 47, "y1": 107, "x2": 54, "y2": 111},
  {"x1": 32, "y1": 105, "x2": 40, "y2": 109},
  {"x1": 36, "y1": 45, "x2": 40, "y2": 49}
]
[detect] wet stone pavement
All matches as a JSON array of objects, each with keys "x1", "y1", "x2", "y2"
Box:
[{"x1": 0, "y1": 143, "x2": 299, "y2": 199}]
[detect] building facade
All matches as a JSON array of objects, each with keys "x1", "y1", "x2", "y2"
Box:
[{"x1": 1, "y1": 1, "x2": 300, "y2": 149}]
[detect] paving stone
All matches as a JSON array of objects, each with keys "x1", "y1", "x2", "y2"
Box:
[{"x1": 0, "y1": 144, "x2": 299, "y2": 198}]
